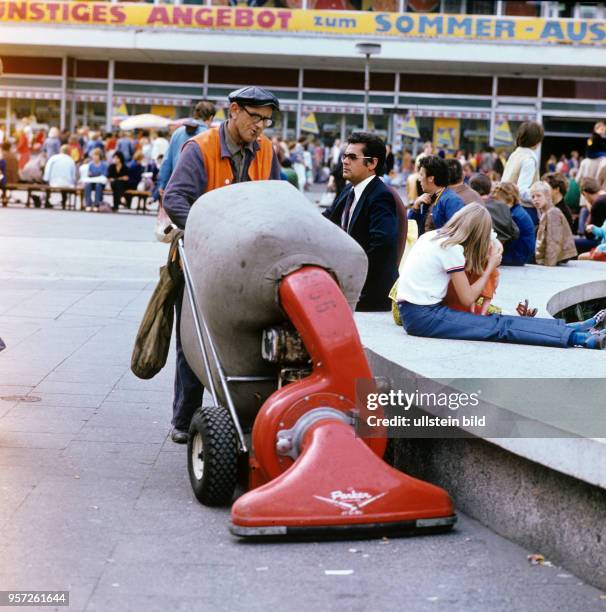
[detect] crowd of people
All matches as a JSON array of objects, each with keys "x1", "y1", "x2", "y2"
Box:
[
  {"x1": 0, "y1": 123, "x2": 167, "y2": 211},
  {"x1": 1, "y1": 107, "x2": 605, "y2": 225},
  {"x1": 319, "y1": 119, "x2": 606, "y2": 353},
  {"x1": 4, "y1": 88, "x2": 606, "y2": 445}
]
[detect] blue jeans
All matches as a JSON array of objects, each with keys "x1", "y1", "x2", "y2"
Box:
[
  {"x1": 575, "y1": 237, "x2": 599, "y2": 255},
  {"x1": 398, "y1": 302, "x2": 572, "y2": 348},
  {"x1": 84, "y1": 183, "x2": 104, "y2": 206},
  {"x1": 172, "y1": 284, "x2": 204, "y2": 431}
]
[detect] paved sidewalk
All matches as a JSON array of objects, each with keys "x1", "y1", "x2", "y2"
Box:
[{"x1": 0, "y1": 208, "x2": 604, "y2": 611}]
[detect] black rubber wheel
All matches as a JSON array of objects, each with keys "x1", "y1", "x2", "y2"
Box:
[{"x1": 187, "y1": 405, "x2": 239, "y2": 506}]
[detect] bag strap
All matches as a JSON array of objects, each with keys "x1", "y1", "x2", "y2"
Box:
[{"x1": 168, "y1": 229, "x2": 184, "y2": 265}]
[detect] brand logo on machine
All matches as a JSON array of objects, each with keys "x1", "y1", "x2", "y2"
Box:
[{"x1": 313, "y1": 488, "x2": 386, "y2": 515}]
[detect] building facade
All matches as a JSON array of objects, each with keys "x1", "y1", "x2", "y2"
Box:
[{"x1": 1, "y1": 0, "x2": 605, "y2": 159}]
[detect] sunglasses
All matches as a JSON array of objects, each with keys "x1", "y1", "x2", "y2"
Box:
[
  {"x1": 341, "y1": 153, "x2": 374, "y2": 162},
  {"x1": 242, "y1": 107, "x2": 273, "y2": 127}
]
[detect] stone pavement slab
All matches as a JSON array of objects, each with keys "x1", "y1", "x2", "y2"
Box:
[{"x1": 0, "y1": 208, "x2": 604, "y2": 611}]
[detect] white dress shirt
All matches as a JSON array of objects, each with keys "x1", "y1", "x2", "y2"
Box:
[{"x1": 346, "y1": 174, "x2": 376, "y2": 230}]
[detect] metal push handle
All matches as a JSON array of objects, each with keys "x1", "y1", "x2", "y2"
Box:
[{"x1": 177, "y1": 238, "x2": 248, "y2": 453}]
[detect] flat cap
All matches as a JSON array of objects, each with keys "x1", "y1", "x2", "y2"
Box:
[{"x1": 228, "y1": 86, "x2": 280, "y2": 111}]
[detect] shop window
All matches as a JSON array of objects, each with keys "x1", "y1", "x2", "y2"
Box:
[
  {"x1": 543, "y1": 79, "x2": 606, "y2": 100},
  {"x1": 303, "y1": 70, "x2": 393, "y2": 90},
  {"x1": 441, "y1": 0, "x2": 465, "y2": 13},
  {"x1": 9, "y1": 99, "x2": 60, "y2": 127},
  {"x1": 400, "y1": 73, "x2": 492, "y2": 95},
  {"x1": 460, "y1": 119, "x2": 490, "y2": 154},
  {"x1": 75, "y1": 60, "x2": 108, "y2": 80},
  {"x1": 305, "y1": 70, "x2": 364, "y2": 90},
  {"x1": 467, "y1": 0, "x2": 495, "y2": 14},
  {"x1": 575, "y1": 2, "x2": 603, "y2": 19},
  {"x1": 367, "y1": 72, "x2": 396, "y2": 91},
  {"x1": 209, "y1": 66, "x2": 298, "y2": 87},
  {"x1": 75, "y1": 102, "x2": 107, "y2": 130},
  {"x1": 115, "y1": 62, "x2": 203, "y2": 83},
  {"x1": 498, "y1": 78, "x2": 538, "y2": 97},
  {"x1": 503, "y1": 1, "x2": 541, "y2": 16},
  {"x1": 1, "y1": 56, "x2": 61, "y2": 76},
  {"x1": 553, "y1": 2, "x2": 574, "y2": 18}
]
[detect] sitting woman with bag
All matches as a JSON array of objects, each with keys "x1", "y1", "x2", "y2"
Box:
[{"x1": 396, "y1": 203, "x2": 606, "y2": 350}]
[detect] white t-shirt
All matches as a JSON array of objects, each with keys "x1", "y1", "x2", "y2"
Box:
[
  {"x1": 396, "y1": 230, "x2": 465, "y2": 305},
  {"x1": 151, "y1": 137, "x2": 169, "y2": 162}
]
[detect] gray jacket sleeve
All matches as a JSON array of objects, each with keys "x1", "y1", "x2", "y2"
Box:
[
  {"x1": 163, "y1": 142, "x2": 208, "y2": 230},
  {"x1": 269, "y1": 152, "x2": 281, "y2": 180}
]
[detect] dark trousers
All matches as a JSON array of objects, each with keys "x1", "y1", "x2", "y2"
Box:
[
  {"x1": 172, "y1": 284, "x2": 204, "y2": 431},
  {"x1": 398, "y1": 302, "x2": 573, "y2": 348},
  {"x1": 575, "y1": 237, "x2": 599, "y2": 255},
  {"x1": 111, "y1": 180, "x2": 129, "y2": 211}
]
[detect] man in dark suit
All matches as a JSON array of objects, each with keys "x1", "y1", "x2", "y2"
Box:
[{"x1": 323, "y1": 132, "x2": 398, "y2": 311}]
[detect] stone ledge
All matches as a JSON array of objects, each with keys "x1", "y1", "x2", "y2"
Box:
[
  {"x1": 355, "y1": 261, "x2": 606, "y2": 589},
  {"x1": 388, "y1": 437, "x2": 606, "y2": 591},
  {"x1": 355, "y1": 261, "x2": 606, "y2": 490}
]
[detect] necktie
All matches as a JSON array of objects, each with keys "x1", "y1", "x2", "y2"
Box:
[{"x1": 340, "y1": 188, "x2": 355, "y2": 231}]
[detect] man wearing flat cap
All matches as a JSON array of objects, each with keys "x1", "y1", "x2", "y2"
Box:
[{"x1": 164, "y1": 85, "x2": 281, "y2": 443}]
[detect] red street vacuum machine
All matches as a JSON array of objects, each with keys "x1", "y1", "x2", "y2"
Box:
[{"x1": 178, "y1": 180, "x2": 456, "y2": 538}]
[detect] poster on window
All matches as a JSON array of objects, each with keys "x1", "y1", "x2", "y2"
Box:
[{"x1": 433, "y1": 118, "x2": 460, "y2": 154}]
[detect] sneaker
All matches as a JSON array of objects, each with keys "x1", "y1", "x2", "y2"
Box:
[
  {"x1": 170, "y1": 428, "x2": 189, "y2": 444},
  {"x1": 590, "y1": 309, "x2": 606, "y2": 333},
  {"x1": 85, "y1": 206, "x2": 92, "y2": 212},
  {"x1": 567, "y1": 309, "x2": 606, "y2": 333},
  {"x1": 583, "y1": 331, "x2": 606, "y2": 350}
]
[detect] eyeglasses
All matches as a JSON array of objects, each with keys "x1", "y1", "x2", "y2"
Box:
[
  {"x1": 341, "y1": 153, "x2": 374, "y2": 162},
  {"x1": 242, "y1": 107, "x2": 273, "y2": 127}
]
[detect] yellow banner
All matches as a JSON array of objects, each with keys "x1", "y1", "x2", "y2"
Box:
[
  {"x1": 301, "y1": 112, "x2": 319, "y2": 134},
  {"x1": 151, "y1": 104, "x2": 176, "y2": 119},
  {"x1": 397, "y1": 114, "x2": 420, "y2": 139},
  {"x1": 0, "y1": 2, "x2": 604, "y2": 46},
  {"x1": 494, "y1": 120, "x2": 514, "y2": 144}
]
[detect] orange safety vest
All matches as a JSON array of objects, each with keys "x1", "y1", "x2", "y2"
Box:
[{"x1": 193, "y1": 127, "x2": 274, "y2": 193}]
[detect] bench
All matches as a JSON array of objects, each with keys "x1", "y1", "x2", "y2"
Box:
[
  {"x1": 1, "y1": 182, "x2": 30, "y2": 207},
  {"x1": 1, "y1": 183, "x2": 82, "y2": 210},
  {"x1": 2, "y1": 183, "x2": 153, "y2": 214},
  {"x1": 125, "y1": 189, "x2": 152, "y2": 213}
]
